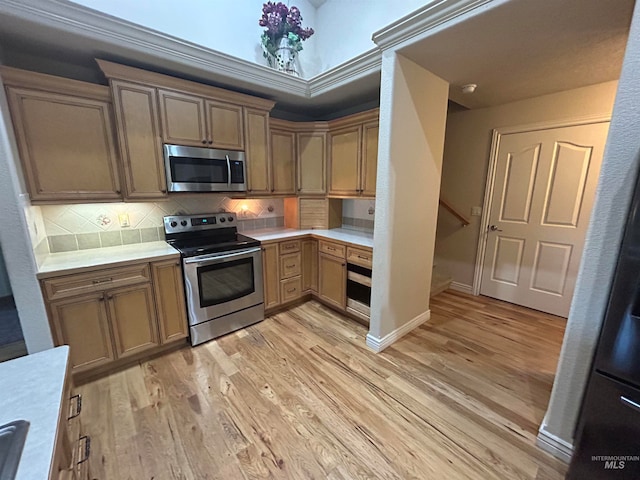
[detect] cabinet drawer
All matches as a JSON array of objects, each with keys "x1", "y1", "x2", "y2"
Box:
[
  {"x1": 280, "y1": 252, "x2": 301, "y2": 279},
  {"x1": 279, "y1": 239, "x2": 301, "y2": 254},
  {"x1": 346, "y1": 247, "x2": 373, "y2": 269},
  {"x1": 319, "y1": 241, "x2": 346, "y2": 259},
  {"x1": 280, "y1": 276, "x2": 302, "y2": 303},
  {"x1": 43, "y1": 263, "x2": 151, "y2": 301}
]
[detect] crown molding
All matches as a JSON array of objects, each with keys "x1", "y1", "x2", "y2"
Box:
[
  {"x1": 372, "y1": 0, "x2": 494, "y2": 50},
  {"x1": 0, "y1": 0, "x2": 309, "y2": 98},
  {"x1": 308, "y1": 49, "x2": 382, "y2": 97}
]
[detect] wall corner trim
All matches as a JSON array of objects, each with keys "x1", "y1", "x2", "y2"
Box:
[
  {"x1": 536, "y1": 425, "x2": 573, "y2": 464},
  {"x1": 366, "y1": 310, "x2": 431, "y2": 353}
]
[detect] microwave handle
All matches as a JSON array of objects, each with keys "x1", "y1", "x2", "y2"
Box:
[{"x1": 226, "y1": 155, "x2": 231, "y2": 187}]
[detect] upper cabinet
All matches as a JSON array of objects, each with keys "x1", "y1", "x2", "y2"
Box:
[
  {"x1": 270, "y1": 123, "x2": 296, "y2": 195},
  {"x1": 297, "y1": 129, "x2": 327, "y2": 195},
  {"x1": 207, "y1": 100, "x2": 244, "y2": 150},
  {"x1": 2, "y1": 67, "x2": 122, "y2": 203},
  {"x1": 245, "y1": 108, "x2": 271, "y2": 194},
  {"x1": 328, "y1": 110, "x2": 379, "y2": 198}
]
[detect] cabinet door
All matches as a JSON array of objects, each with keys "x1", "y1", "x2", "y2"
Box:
[
  {"x1": 206, "y1": 100, "x2": 244, "y2": 150},
  {"x1": 107, "y1": 284, "x2": 160, "y2": 359},
  {"x1": 302, "y1": 239, "x2": 318, "y2": 293},
  {"x1": 49, "y1": 293, "x2": 115, "y2": 372},
  {"x1": 329, "y1": 126, "x2": 361, "y2": 196},
  {"x1": 262, "y1": 244, "x2": 280, "y2": 309},
  {"x1": 111, "y1": 80, "x2": 167, "y2": 199},
  {"x1": 152, "y1": 260, "x2": 188, "y2": 343},
  {"x1": 270, "y1": 129, "x2": 296, "y2": 195},
  {"x1": 297, "y1": 132, "x2": 326, "y2": 195},
  {"x1": 158, "y1": 89, "x2": 207, "y2": 147},
  {"x1": 318, "y1": 253, "x2": 346, "y2": 310},
  {"x1": 245, "y1": 108, "x2": 271, "y2": 194},
  {"x1": 6, "y1": 87, "x2": 121, "y2": 202},
  {"x1": 361, "y1": 121, "x2": 379, "y2": 197}
]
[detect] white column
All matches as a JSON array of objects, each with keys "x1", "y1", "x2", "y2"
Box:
[
  {"x1": 367, "y1": 50, "x2": 449, "y2": 351},
  {"x1": 0, "y1": 75, "x2": 53, "y2": 353}
]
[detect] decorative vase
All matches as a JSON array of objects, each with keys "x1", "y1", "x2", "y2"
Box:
[{"x1": 269, "y1": 36, "x2": 299, "y2": 77}]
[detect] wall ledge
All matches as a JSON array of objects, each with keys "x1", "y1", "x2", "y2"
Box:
[{"x1": 366, "y1": 310, "x2": 430, "y2": 353}]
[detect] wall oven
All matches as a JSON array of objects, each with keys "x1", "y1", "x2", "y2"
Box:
[
  {"x1": 163, "y1": 144, "x2": 246, "y2": 193},
  {"x1": 164, "y1": 213, "x2": 264, "y2": 346}
]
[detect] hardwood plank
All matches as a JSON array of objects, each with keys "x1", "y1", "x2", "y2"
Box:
[{"x1": 78, "y1": 291, "x2": 567, "y2": 479}]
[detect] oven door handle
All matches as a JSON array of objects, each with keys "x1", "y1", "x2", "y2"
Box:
[
  {"x1": 226, "y1": 155, "x2": 232, "y2": 187},
  {"x1": 184, "y1": 247, "x2": 261, "y2": 266}
]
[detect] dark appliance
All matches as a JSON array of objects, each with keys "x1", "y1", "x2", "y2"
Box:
[
  {"x1": 568, "y1": 172, "x2": 640, "y2": 479},
  {"x1": 163, "y1": 144, "x2": 246, "y2": 193},
  {"x1": 164, "y1": 212, "x2": 264, "y2": 346}
]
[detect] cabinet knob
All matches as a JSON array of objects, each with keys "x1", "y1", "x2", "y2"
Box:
[
  {"x1": 202, "y1": 140, "x2": 207, "y2": 144},
  {"x1": 271, "y1": 188, "x2": 275, "y2": 192},
  {"x1": 99, "y1": 294, "x2": 105, "y2": 302},
  {"x1": 297, "y1": 188, "x2": 301, "y2": 192},
  {"x1": 106, "y1": 294, "x2": 113, "y2": 300},
  {"x1": 208, "y1": 140, "x2": 213, "y2": 145},
  {"x1": 116, "y1": 190, "x2": 121, "y2": 195},
  {"x1": 161, "y1": 189, "x2": 167, "y2": 194}
]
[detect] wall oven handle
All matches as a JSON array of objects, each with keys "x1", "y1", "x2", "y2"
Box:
[
  {"x1": 184, "y1": 247, "x2": 261, "y2": 265},
  {"x1": 226, "y1": 155, "x2": 232, "y2": 187}
]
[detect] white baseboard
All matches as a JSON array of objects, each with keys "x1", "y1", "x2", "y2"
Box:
[
  {"x1": 536, "y1": 425, "x2": 573, "y2": 463},
  {"x1": 449, "y1": 281, "x2": 473, "y2": 294},
  {"x1": 366, "y1": 310, "x2": 430, "y2": 353}
]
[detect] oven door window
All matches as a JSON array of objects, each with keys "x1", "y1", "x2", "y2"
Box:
[
  {"x1": 169, "y1": 157, "x2": 228, "y2": 184},
  {"x1": 197, "y1": 258, "x2": 255, "y2": 307}
]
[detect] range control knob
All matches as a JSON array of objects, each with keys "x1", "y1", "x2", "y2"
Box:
[
  {"x1": 170, "y1": 221, "x2": 177, "y2": 228},
  {"x1": 181, "y1": 220, "x2": 188, "y2": 227},
  {"x1": 219, "y1": 217, "x2": 226, "y2": 223},
  {"x1": 228, "y1": 216, "x2": 234, "y2": 222}
]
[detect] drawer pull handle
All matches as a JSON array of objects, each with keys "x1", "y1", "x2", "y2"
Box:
[
  {"x1": 327, "y1": 247, "x2": 336, "y2": 251},
  {"x1": 287, "y1": 288, "x2": 296, "y2": 293},
  {"x1": 286, "y1": 264, "x2": 295, "y2": 268},
  {"x1": 357, "y1": 255, "x2": 369, "y2": 260},
  {"x1": 92, "y1": 278, "x2": 113, "y2": 285},
  {"x1": 621, "y1": 395, "x2": 640, "y2": 414},
  {"x1": 68, "y1": 394, "x2": 82, "y2": 420},
  {"x1": 78, "y1": 435, "x2": 91, "y2": 464}
]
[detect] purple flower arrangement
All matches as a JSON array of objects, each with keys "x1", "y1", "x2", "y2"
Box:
[{"x1": 259, "y1": 2, "x2": 315, "y2": 58}]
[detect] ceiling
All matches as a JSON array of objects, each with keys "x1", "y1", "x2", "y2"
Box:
[
  {"x1": 0, "y1": 0, "x2": 634, "y2": 117},
  {"x1": 307, "y1": 0, "x2": 328, "y2": 9}
]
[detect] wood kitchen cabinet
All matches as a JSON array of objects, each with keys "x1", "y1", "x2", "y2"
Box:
[
  {"x1": 152, "y1": 260, "x2": 189, "y2": 343},
  {"x1": 158, "y1": 89, "x2": 245, "y2": 150},
  {"x1": 297, "y1": 131, "x2": 327, "y2": 195},
  {"x1": 318, "y1": 253, "x2": 347, "y2": 310},
  {"x1": 262, "y1": 243, "x2": 281, "y2": 309},
  {"x1": 110, "y1": 80, "x2": 167, "y2": 199},
  {"x1": 245, "y1": 108, "x2": 271, "y2": 194},
  {"x1": 327, "y1": 110, "x2": 379, "y2": 198},
  {"x1": 302, "y1": 239, "x2": 318, "y2": 293},
  {"x1": 41, "y1": 258, "x2": 187, "y2": 376},
  {"x1": 2, "y1": 67, "x2": 122, "y2": 203},
  {"x1": 270, "y1": 127, "x2": 296, "y2": 195}
]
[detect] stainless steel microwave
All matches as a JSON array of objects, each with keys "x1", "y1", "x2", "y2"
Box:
[{"x1": 163, "y1": 144, "x2": 247, "y2": 193}]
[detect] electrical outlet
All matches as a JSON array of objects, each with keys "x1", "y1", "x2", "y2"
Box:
[
  {"x1": 118, "y1": 213, "x2": 130, "y2": 227},
  {"x1": 471, "y1": 206, "x2": 482, "y2": 216}
]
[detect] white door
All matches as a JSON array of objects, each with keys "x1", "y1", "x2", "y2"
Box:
[{"x1": 480, "y1": 122, "x2": 609, "y2": 317}]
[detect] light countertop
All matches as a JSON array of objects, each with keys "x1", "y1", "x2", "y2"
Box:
[
  {"x1": 37, "y1": 241, "x2": 180, "y2": 278},
  {"x1": 0, "y1": 346, "x2": 70, "y2": 480},
  {"x1": 246, "y1": 228, "x2": 374, "y2": 248}
]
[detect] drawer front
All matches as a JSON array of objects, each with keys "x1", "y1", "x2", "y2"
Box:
[
  {"x1": 280, "y1": 276, "x2": 302, "y2": 303},
  {"x1": 319, "y1": 241, "x2": 346, "y2": 259},
  {"x1": 43, "y1": 263, "x2": 151, "y2": 301},
  {"x1": 279, "y1": 239, "x2": 301, "y2": 254},
  {"x1": 280, "y1": 252, "x2": 302, "y2": 279},
  {"x1": 346, "y1": 247, "x2": 373, "y2": 269}
]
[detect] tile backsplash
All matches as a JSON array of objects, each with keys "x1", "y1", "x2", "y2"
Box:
[
  {"x1": 42, "y1": 196, "x2": 285, "y2": 253},
  {"x1": 342, "y1": 199, "x2": 375, "y2": 233}
]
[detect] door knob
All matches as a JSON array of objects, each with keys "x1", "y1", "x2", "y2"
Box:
[{"x1": 489, "y1": 225, "x2": 503, "y2": 232}]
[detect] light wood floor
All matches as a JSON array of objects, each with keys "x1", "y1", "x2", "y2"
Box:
[{"x1": 78, "y1": 291, "x2": 568, "y2": 479}]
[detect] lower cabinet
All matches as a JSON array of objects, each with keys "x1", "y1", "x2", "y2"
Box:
[
  {"x1": 262, "y1": 243, "x2": 281, "y2": 309},
  {"x1": 42, "y1": 258, "x2": 188, "y2": 375},
  {"x1": 302, "y1": 239, "x2": 318, "y2": 293},
  {"x1": 318, "y1": 253, "x2": 347, "y2": 310}
]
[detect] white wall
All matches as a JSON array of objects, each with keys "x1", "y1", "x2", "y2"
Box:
[
  {"x1": 369, "y1": 51, "x2": 448, "y2": 345},
  {"x1": 71, "y1": 0, "x2": 320, "y2": 77},
  {"x1": 437, "y1": 81, "x2": 618, "y2": 288},
  {"x1": 539, "y1": 0, "x2": 640, "y2": 457},
  {"x1": 313, "y1": 0, "x2": 429, "y2": 71},
  {"x1": 0, "y1": 76, "x2": 53, "y2": 353}
]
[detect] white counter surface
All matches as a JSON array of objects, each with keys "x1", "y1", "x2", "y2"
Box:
[
  {"x1": 0, "y1": 346, "x2": 70, "y2": 480},
  {"x1": 38, "y1": 241, "x2": 180, "y2": 278},
  {"x1": 246, "y1": 228, "x2": 374, "y2": 248}
]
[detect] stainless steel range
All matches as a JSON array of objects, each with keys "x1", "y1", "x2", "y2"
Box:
[{"x1": 164, "y1": 212, "x2": 264, "y2": 346}]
